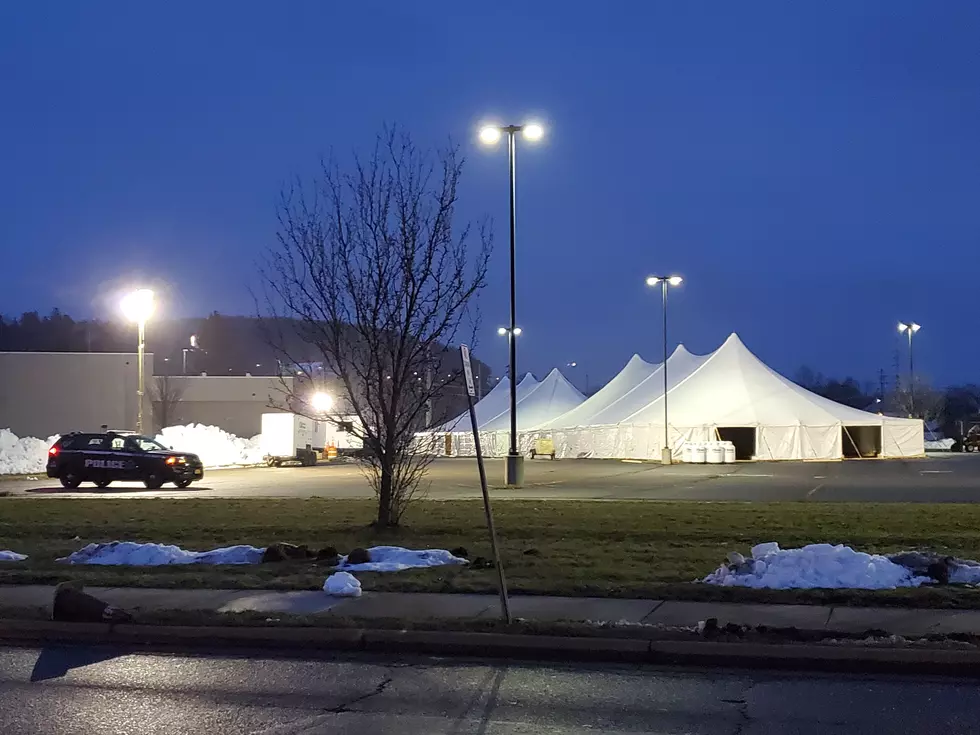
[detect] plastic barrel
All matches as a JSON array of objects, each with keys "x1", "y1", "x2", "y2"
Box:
[
  {"x1": 691, "y1": 443, "x2": 707, "y2": 464},
  {"x1": 706, "y1": 442, "x2": 725, "y2": 464},
  {"x1": 723, "y1": 442, "x2": 737, "y2": 463}
]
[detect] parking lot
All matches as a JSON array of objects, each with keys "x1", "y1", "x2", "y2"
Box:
[{"x1": 4, "y1": 453, "x2": 980, "y2": 502}]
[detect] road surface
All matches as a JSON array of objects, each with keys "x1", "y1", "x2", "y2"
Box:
[
  {"x1": 5, "y1": 454, "x2": 980, "y2": 502},
  {"x1": 0, "y1": 644, "x2": 977, "y2": 733}
]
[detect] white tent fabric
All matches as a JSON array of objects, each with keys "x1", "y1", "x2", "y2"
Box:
[
  {"x1": 479, "y1": 368, "x2": 586, "y2": 432},
  {"x1": 533, "y1": 353, "x2": 659, "y2": 431},
  {"x1": 546, "y1": 345, "x2": 708, "y2": 430},
  {"x1": 431, "y1": 372, "x2": 538, "y2": 432},
  {"x1": 528, "y1": 334, "x2": 923, "y2": 461}
]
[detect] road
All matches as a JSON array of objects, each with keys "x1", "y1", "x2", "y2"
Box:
[
  {"x1": 1, "y1": 645, "x2": 979, "y2": 734},
  {"x1": 5, "y1": 454, "x2": 980, "y2": 502}
]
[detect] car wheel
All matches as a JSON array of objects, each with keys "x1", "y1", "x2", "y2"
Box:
[
  {"x1": 95, "y1": 478, "x2": 112, "y2": 488},
  {"x1": 60, "y1": 474, "x2": 82, "y2": 489},
  {"x1": 174, "y1": 478, "x2": 193, "y2": 488},
  {"x1": 144, "y1": 473, "x2": 165, "y2": 490}
]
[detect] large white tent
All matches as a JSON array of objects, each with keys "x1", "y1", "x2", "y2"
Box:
[
  {"x1": 432, "y1": 372, "x2": 538, "y2": 433},
  {"x1": 528, "y1": 334, "x2": 923, "y2": 461},
  {"x1": 538, "y1": 345, "x2": 708, "y2": 430}
]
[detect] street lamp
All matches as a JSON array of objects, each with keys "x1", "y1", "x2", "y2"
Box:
[
  {"x1": 898, "y1": 321, "x2": 921, "y2": 417},
  {"x1": 121, "y1": 288, "x2": 155, "y2": 434},
  {"x1": 645, "y1": 275, "x2": 683, "y2": 464},
  {"x1": 480, "y1": 121, "x2": 545, "y2": 486},
  {"x1": 311, "y1": 391, "x2": 333, "y2": 413}
]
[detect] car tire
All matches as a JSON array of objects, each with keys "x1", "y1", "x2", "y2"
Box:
[
  {"x1": 144, "y1": 473, "x2": 165, "y2": 490},
  {"x1": 174, "y1": 479, "x2": 193, "y2": 488},
  {"x1": 60, "y1": 474, "x2": 82, "y2": 489},
  {"x1": 95, "y1": 478, "x2": 112, "y2": 488}
]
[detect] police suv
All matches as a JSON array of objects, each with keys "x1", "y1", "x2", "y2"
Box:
[{"x1": 46, "y1": 431, "x2": 204, "y2": 489}]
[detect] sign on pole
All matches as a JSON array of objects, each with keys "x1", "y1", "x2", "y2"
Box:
[{"x1": 460, "y1": 345, "x2": 511, "y2": 623}]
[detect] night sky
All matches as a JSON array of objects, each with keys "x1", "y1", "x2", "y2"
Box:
[{"x1": 2, "y1": 1, "x2": 978, "y2": 388}]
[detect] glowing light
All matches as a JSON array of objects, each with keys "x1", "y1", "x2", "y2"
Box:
[
  {"x1": 497, "y1": 327, "x2": 507, "y2": 335},
  {"x1": 513, "y1": 327, "x2": 523, "y2": 336},
  {"x1": 121, "y1": 289, "x2": 155, "y2": 323},
  {"x1": 668, "y1": 276, "x2": 684, "y2": 286},
  {"x1": 522, "y1": 123, "x2": 544, "y2": 141},
  {"x1": 311, "y1": 392, "x2": 333, "y2": 412},
  {"x1": 479, "y1": 126, "x2": 502, "y2": 145},
  {"x1": 645, "y1": 276, "x2": 660, "y2": 286}
]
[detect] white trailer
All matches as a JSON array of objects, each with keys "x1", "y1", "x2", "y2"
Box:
[
  {"x1": 260, "y1": 413, "x2": 324, "y2": 467},
  {"x1": 323, "y1": 414, "x2": 364, "y2": 453}
]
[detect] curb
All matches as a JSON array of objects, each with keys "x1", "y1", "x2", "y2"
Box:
[{"x1": 3, "y1": 619, "x2": 980, "y2": 675}]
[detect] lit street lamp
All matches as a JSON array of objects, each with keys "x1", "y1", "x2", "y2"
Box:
[
  {"x1": 645, "y1": 275, "x2": 683, "y2": 464},
  {"x1": 311, "y1": 391, "x2": 334, "y2": 414},
  {"x1": 480, "y1": 121, "x2": 544, "y2": 486},
  {"x1": 898, "y1": 321, "x2": 921, "y2": 417},
  {"x1": 121, "y1": 288, "x2": 155, "y2": 434}
]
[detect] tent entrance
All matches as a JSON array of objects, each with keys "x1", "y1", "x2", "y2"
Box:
[
  {"x1": 717, "y1": 427, "x2": 756, "y2": 460},
  {"x1": 842, "y1": 426, "x2": 882, "y2": 458}
]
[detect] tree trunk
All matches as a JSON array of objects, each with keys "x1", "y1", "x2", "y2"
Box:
[{"x1": 376, "y1": 460, "x2": 394, "y2": 527}]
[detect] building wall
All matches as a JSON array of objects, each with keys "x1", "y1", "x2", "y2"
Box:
[
  {"x1": 0, "y1": 352, "x2": 152, "y2": 438},
  {"x1": 151, "y1": 375, "x2": 294, "y2": 437}
]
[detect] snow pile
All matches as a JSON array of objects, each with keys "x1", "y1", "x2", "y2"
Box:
[
  {"x1": 338, "y1": 546, "x2": 468, "y2": 572},
  {"x1": 155, "y1": 424, "x2": 263, "y2": 467},
  {"x1": 0, "y1": 550, "x2": 28, "y2": 562},
  {"x1": 924, "y1": 439, "x2": 955, "y2": 451},
  {"x1": 703, "y1": 542, "x2": 932, "y2": 590},
  {"x1": 60, "y1": 541, "x2": 264, "y2": 566},
  {"x1": 323, "y1": 571, "x2": 362, "y2": 597},
  {"x1": 0, "y1": 429, "x2": 58, "y2": 475}
]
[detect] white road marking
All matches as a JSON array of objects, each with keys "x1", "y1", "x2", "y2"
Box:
[
  {"x1": 813, "y1": 475, "x2": 826, "y2": 479},
  {"x1": 806, "y1": 483, "x2": 825, "y2": 498},
  {"x1": 920, "y1": 470, "x2": 953, "y2": 474},
  {"x1": 722, "y1": 473, "x2": 773, "y2": 478}
]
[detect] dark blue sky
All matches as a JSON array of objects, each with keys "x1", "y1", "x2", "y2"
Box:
[{"x1": 2, "y1": 1, "x2": 978, "y2": 388}]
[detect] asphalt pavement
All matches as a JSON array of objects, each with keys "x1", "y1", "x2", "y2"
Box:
[
  {"x1": 1, "y1": 645, "x2": 979, "y2": 734},
  {"x1": 5, "y1": 453, "x2": 980, "y2": 502}
]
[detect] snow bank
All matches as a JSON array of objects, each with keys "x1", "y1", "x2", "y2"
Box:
[
  {"x1": 924, "y1": 439, "x2": 955, "y2": 451},
  {"x1": 0, "y1": 429, "x2": 58, "y2": 475},
  {"x1": 323, "y1": 571, "x2": 362, "y2": 597},
  {"x1": 0, "y1": 550, "x2": 27, "y2": 562},
  {"x1": 338, "y1": 546, "x2": 468, "y2": 572},
  {"x1": 703, "y1": 542, "x2": 932, "y2": 590},
  {"x1": 60, "y1": 541, "x2": 264, "y2": 566},
  {"x1": 155, "y1": 424, "x2": 263, "y2": 468}
]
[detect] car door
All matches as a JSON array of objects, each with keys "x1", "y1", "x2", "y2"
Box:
[
  {"x1": 77, "y1": 434, "x2": 111, "y2": 478},
  {"x1": 108, "y1": 435, "x2": 143, "y2": 481}
]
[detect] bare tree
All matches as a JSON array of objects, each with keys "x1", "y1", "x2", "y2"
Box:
[
  {"x1": 261, "y1": 128, "x2": 491, "y2": 527},
  {"x1": 151, "y1": 375, "x2": 186, "y2": 432}
]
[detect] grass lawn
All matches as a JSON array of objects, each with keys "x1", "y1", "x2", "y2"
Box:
[{"x1": 4, "y1": 498, "x2": 980, "y2": 607}]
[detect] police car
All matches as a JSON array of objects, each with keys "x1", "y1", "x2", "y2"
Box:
[{"x1": 46, "y1": 431, "x2": 204, "y2": 489}]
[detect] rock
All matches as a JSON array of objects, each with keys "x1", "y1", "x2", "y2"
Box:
[
  {"x1": 316, "y1": 546, "x2": 340, "y2": 565},
  {"x1": 722, "y1": 622, "x2": 746, "y2": 636},
  {"x1": 450, "y1": 546, "x2": 469, "y2": 559},
  {"x1": 346, "y1": 547, "x2": 371, "y2": 565},
  {"x1": 523, "y1": 548, "x2": 541, "y2": 556},
  {"x1": 262, "y1": 543, "x2": 313, "y2": 563},
  {"x1": 53, "y1": 581, "x2": 133, "y2": 624},
  {"x1": 926, "y1": 560, "x2": 950, "y2": 584},
  {"x1": 698, "y1": 617, "x2": 719, "y2": 637},
  {"x1": 469, "y1": 556, "x2": 496, "y2": 570}
]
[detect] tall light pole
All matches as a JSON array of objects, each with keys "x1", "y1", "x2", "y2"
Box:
[
  {"x1": 646, "y1": 275, "x2": 683, "y2": 464},
  {"x1": 121, "y1": 288, "x2": 155, "y2": 434},
  {"x1": 898, "y1": 321, "x2": 921, "y2": 417},
  {"x1": 480, "y1": 121, "x2": 544, "y2": 486}
]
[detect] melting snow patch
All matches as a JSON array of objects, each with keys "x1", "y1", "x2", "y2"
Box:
[
  {"x1": 324, "y1": 571, "x2": 362, "y2": 597},
  {"x1": 155, "y1": 424, "x2": 264, "y2": 468},
  {"x1": 0, "y1": 550, "x2": 27, "y2": 562},
  {"x1": 60, "y1": 542, "x2": 264, "y2": 566},
  {"x1": 0, "y1": 429, "x2": 59, "y2": 475},
  {"x1": 338, "y1": 546, "x2": 468, "y2": 572},
  {"x1": 703, "y1": 542, "x2": 933, "y2": 590}
]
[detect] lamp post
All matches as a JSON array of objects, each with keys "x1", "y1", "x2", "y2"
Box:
[
  {"x1": 121, "y1": 288, "x2": 155, "y2": 434},
  {"x1": 480, "y1": 121, "x2": 544, "y2": 486},
  {"x1": 645, "y1": 275, "x2": 683, "y2": 464},
  {"x1": 897, "y1": 321, "x2": 921, "y2": 417}
]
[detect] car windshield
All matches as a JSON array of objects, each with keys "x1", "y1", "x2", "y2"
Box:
[{"x1": 134, "y1": 437, "x2": 168, "y2": 452}]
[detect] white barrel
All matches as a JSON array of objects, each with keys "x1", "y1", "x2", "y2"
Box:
[
  {"x1": 681, "y1": 443, "x2": 693, "y2": 463},
  {"x1": 723, "y1": 442, "x2": 737, "y2": 463},
  {"x1": 706, "y1": 442, "x2": 725, "y2": 464},
  {"x1": 691, "y1": 443, "x2": 707, "y2": 464}
]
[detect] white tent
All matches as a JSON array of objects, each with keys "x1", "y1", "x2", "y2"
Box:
[
  {"x1": 432, "y1": 372, "x2": 538, "y2": 433},
  {"x1": 531, "y1": 334, "x2": 923, "y2": 461},
  {"x1": 479, "y1": 368, "x2": 586, "y2": 432},
  {"x1": 542, "y1": 345, "x2": 708, "y2": 430},
  {"x1": 532, "y1": 353, "x2": 659, "y2": 431}
]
